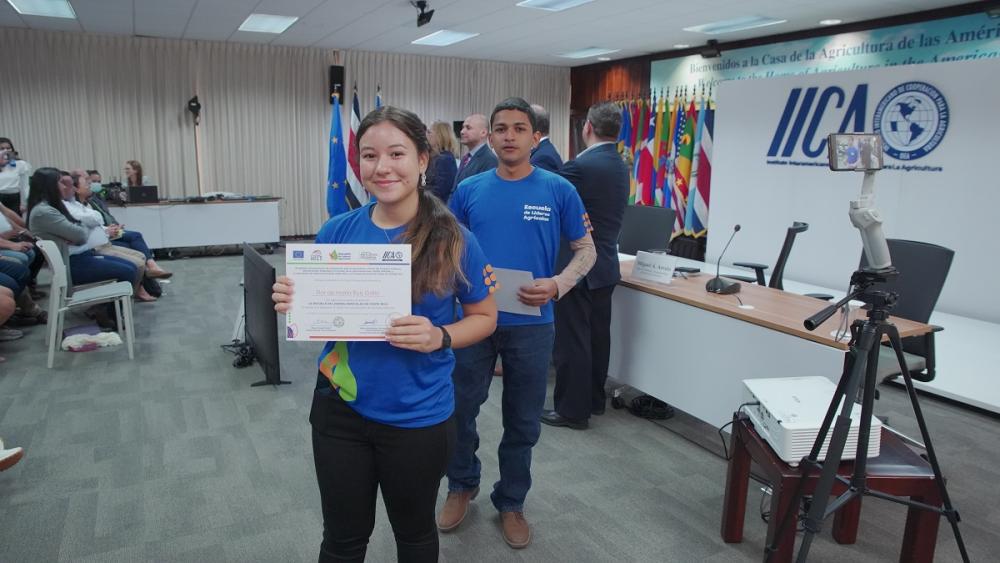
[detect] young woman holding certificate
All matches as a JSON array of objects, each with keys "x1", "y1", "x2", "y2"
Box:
[{"x1": 272, "y1": 106, "x2": 497, "y2": 563}]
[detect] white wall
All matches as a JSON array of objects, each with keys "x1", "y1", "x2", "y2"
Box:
[{"x1": 708, "y1": 58, "x2": 1000, "y2": 323}]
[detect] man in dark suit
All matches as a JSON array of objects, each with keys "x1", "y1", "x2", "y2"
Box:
[
  {"x1": 529, "y1": 104, "x2": 563, "y2": 172},
  {"x1": 452, "y1": 113, "x2": 497, "y2": 196},
  {"x1": 542, "y1": 101, "x2": 629, "y2": 429}
]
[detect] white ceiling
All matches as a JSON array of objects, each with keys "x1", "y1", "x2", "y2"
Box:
[{"x1": 0, "y1": 0, "x2": 975, "y2": 66}]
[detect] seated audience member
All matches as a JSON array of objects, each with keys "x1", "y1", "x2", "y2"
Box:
[
  {"x1": 0, "y1": 210, "x2": 46, "y2": 326},
  {"x1": 27, "y1": 168, "x2": 146, "y2": 302},
  {"x1": 0, "y1": 203, "x2": 46, "y2": 293},
  {"x1": 426, "y1": 121, "x2": 459, "y2": 202},
  {"x1": 0, "y1": 286, "x2": 20, "y2": 359},
  {"x1": 124, "y1": 160, "x2": 153, "y2": 187},
  {"x1": 0, "y1": 137, "x2": 32, "y2": 213},
  {"x1": 0, "y1": 434, "x2": 25, "y2": 470},
  {"x1": 61, "y1": 172, "x2": 156, "y2": 302},
  {"x1": 73, "y1": 170, "x2": 171, "y2": 278}
]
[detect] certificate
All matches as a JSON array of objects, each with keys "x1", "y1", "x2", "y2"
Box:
[
  {"x1": 492, "y1": 267, "x2": 541, "y2": 316},
  {"x1": 284, "y1": 243, "x2": 411, "y2": 341}
]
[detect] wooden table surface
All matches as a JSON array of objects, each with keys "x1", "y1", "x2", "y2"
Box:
[{"x1": 619, "y1": 261, "x2": 931, "y2": 351}]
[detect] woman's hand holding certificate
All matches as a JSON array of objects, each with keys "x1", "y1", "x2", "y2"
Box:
[{"x1": 280, "y1": 243, "x2": 412, "y2": 341}]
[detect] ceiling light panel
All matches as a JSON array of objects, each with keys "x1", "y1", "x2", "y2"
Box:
[
  {"x1": 516, "y1": 0, "x2": 595, "y2": 12},
  {"x1": 238, "y1": 13, "x2": 299, "y2": 34},
  {"x1": 683, "y1": 16, "x2": 786, "y2": 35},
  {"x1": 7, "y1": 0, "x2": 77, "y2": 19},
  {"x1": 412, "y1": 30, "x2": 480, "y2": 46},
  {"x1": 557, "y1": 47, "x2": 620, "y2": 59}
]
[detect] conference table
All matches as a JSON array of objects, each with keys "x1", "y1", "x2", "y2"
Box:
[
  {"x1": 608, "y1": 256, "x2": 931, "y2": 429},
  {"x1": 108, "y1": 198, "x2": 281, "y2": 250}
]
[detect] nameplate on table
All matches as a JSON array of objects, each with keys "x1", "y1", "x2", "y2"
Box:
[{"x1": 630, "y1": 251, "x2": 678, "y2": 285}]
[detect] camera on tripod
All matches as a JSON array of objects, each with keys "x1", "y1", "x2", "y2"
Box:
[{"x1": 766, "y1": 132, "x2": 969, "y2": 563}]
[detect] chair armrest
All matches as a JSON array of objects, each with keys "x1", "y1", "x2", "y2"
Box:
[
  {"x1": 732, "y1": 262, "x2": 768, "y2": 286},
  {"x1": 929, "y1": 325, "x2": 944, "y2": 333},
  {"x1": 728, "y1": 275, "x2": 758, "y2": 284},
  {"x1": 912, "y1": 331, "x2": 937, "y2": 383},
  {"x1": 805, "y1": 293, "x2": 835, "y2": 301}
]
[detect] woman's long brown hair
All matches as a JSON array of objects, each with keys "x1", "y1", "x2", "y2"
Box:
[
  {"x1": 126, "y1": 160, "x2": 144, "y2": 186},
  {"x1": 356, "y1": 106, "x2": 468, "y2": 299}
]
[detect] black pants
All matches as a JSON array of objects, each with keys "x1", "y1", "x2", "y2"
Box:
[
  {"x1": 552, "y1": 284, "x2": 616, "y2": 421},
  {"x1": 310, "y1": 386, "x2": 455, "y2": 563},
  {"x1": 0, "y1": 192, "x2": 20, "y2": 213}
]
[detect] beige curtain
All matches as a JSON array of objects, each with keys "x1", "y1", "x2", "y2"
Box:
[
  {"x1": 0, "y1": 29, "x2": 199, "y2": 199},
  {"x1": 0, "y1": 29, "x2": 570, "y2": 236},
  {"x1": 344, "y1": 50, "x2": 571, "y2": 158}
]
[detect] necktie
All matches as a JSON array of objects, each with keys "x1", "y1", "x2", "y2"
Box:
[{"x1": 459, "y1": 152, "x2": 472, "y2": 173}]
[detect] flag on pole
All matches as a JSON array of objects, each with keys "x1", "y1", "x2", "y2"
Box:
[
  {"x1": 654, "y1": 91, "x2": 672, "y2": 207},
  {"x1": 635, "y1": 99, "x2": 657, "y2": 206},
  {"x1": 375, "y1": 84, "x2": 383, "y2": 109},
  {"x1": 685, "y1": 95, "x2": 707, "y2": 235},
  {"x1": 690, "y1": 100, "x2": 715, "y2": 237},
  {"x1": 669, "y1": 96, "x2": 692, "y2": 235},
  {"x1": 347, "y1": 85, "x2": 368, "y2": 206},
  {"x1": 326, "y1": 93, "x2": 351, "y2": 218}
]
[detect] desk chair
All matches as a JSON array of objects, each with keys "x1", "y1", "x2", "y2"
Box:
[
  {"x1": 732, "y1": 221, "x2": 808, "y2": 290},
  {"x1": 36, "y1": 240, "x2": 135, "y2": 368},
  {"x1": 863, "y1": 239, "x2": 952, "y2": 383},
  {"x1": 617, "y1": 205, "x2": 675, "y2": 255}
]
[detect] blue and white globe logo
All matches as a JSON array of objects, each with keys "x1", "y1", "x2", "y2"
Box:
[{"x1": 872, "y1": 82, "x2": 949, "y2": 161}]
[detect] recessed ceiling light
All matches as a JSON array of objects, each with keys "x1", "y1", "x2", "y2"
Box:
[
  {"x1": 819, "y1": 19, "x2": 843, "y2": 26},
  {"x1": 238, "y1": 14, "x2": 299, "y2": 34},
  {"x1": 411, "y1": 30, "x2": 480, "y2": 46},
  {"x1": 673, "y1": 44, "x2": 690, "y2": 49},
  {"x1": 6, "y1": 0, "x2": 76, "y2": 19},
  {"x1": 516, "y1": 0, "x2": 595, "y2": 12},
  {"x1": 683, "y1": 16, "x2": 786, "y2": 35},
  {"x1": 597, "y1": 57, "x2": 611, "y2": 61},
  {"x1": 557, "y1": 47, "x2": 620, "y2": 59}
]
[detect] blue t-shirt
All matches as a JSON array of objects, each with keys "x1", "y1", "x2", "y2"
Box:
[
  {"x1": 312, "y1": 202, "x2": 493, "y2": 428},
  {"x1": 449, "y1": 167, "x2": 590, "y2": 326}
]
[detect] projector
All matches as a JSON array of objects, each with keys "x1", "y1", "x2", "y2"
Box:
[{"x1": 741, "y1": 376, "x2": 881, "y2": 466}]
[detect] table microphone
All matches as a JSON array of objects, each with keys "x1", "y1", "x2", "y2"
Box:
[{"x1": 705, "y1": 224, "x2": 742, "y2": 295}]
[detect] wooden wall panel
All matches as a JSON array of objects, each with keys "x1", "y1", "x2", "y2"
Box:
[{"x1": 569, "y1": 58, "x2": 650, "y2": 114}]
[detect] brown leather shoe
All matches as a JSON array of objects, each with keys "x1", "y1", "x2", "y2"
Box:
[
  {"x1": 437, "y1": 487, "x2": 478, "y2": 532},
  {"x1": 500, "y1": 511, "x2": 531, "y2": 549}
]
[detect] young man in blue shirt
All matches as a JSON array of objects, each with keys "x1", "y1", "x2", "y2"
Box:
[{"x1": 442, "y1": 97, "x2": 596, "y2": 549}]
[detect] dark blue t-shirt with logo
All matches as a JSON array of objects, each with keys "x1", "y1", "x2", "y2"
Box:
[
  {"x1": 309, "y1": 202, "x2": 493, "y2": 428},
  {"x1": 449, "y1": 167, "x2": 589, "y2": 326}
]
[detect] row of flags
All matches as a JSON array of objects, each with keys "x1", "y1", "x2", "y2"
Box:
[
  {"x1": 326, "y1": 85, "x2": 382, "y2": 217},
  {"x1": 617, "y1": 89, "x2": 715, "y2": 239}
]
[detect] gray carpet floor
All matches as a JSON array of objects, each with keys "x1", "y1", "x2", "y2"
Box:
[{"x1": 0, "y1": 251, "x2": 997, "y2": 562}]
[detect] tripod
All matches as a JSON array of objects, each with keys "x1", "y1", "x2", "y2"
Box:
[{"x1": 765, "y1": 268, "x2": 969, "y2": 562}]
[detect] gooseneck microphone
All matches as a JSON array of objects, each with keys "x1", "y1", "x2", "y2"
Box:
[{"x1": 705, "y1": 224, "x2": 742, "y2": 294}]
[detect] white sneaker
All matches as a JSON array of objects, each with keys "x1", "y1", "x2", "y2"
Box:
[{"x1": 0, "y1": 443, "x2": 24, "y2": 471}]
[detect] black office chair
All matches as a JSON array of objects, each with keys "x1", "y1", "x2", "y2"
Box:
[
  {"x1": 617, "y1": 205, "x2": 676, "y2": 255},
  {"x1": 862, "y1": 239, "x2": 953, "y2": 383},
  {"x1": 731, "y1": 221, "x2": 809, "y2": 290}
]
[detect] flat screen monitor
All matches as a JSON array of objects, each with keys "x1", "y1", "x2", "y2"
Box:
[{"x1": 243, "y1": 243, "x2": 287, "y2": 386}]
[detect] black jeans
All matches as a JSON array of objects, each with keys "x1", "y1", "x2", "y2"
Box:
[
  {"x1": 0, "y1": 192, "x2": 20, "y2": 213},
  {"x1": 310, "y1": 385, "x2": 455, "y2": 563}
]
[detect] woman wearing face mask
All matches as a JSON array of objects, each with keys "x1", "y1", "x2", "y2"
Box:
[
  {"x1": 75, "y1": 174, "x2": 171, "y2": 279},
  {"x1": 271, "y1": 106, "x2": 497, "y2": 563}
]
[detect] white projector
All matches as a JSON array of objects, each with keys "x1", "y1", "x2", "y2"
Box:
[{"x1": 741, "y1": 376, "x2": 881, "y2": 467}]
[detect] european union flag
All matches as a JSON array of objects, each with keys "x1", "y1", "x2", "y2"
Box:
[{"x1": 327, "y1": 93, "x2": 351, "y2": 218}]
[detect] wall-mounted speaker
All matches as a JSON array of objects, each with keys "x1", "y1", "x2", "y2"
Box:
[{"x1": 329, "y1": 65, "x2": 345, "y2": 103}]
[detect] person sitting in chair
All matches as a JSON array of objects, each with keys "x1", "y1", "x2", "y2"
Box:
[{"x1": 74, "y1": 170, "x2": 171, "y2": 279}]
